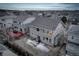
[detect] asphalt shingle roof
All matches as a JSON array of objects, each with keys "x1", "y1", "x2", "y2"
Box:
[
  {"x1": 0, "y1": 44, "x2": 7, "y2": 51},
  {"x1": 68, "y1": 25, "x2": 79, "y2": 36},
  {"x1": 29, "y1": 16, "x2": 60, "y2": 30}
]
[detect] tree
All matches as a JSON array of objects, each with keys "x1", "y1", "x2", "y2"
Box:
[{"x1": 61, "y1": 16, "x2": 67, "y2": 24}]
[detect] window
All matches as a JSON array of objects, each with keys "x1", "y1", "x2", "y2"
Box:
[
  {"x1": 43, "y1": 37, "x2": 45, "y2": 40},
  {"x1": 47, "y1": 31, "x2": 49, "y2": 34},
  {"x1": 19, "y1": 22, "x2": 21, "y2": 24},
  {"x1": 20, "y1": 28, "x2": 22, "y2": 31},
  {"x1": 43, "y1": 29, "x2": 45, "y2": 33},
  {"x1": 46, "y1": 38, "x2": 48, "y2": 41},
  {"x1": 49, "y1": 39, "x2": 51, "y2": 42},
  {"x1": 37, "y1": 28, "x2": 39, "y2": 31},
  {"x1": 13, "y1": 21, "x2": 17, "y2": 23},
  {"x1": 4, "y1": 24, "x2": 6, "y2": 27},
  {"x1": 24, "y1": 28, "x2": 26, "y2": 31},
  {"x1": 14, "y1": 27, "x2": 18, "y2": 29},
  {"x1": 1, "y1": 19, "x2": 5, "y2": 21},
  {"x1": 37, "y1": 36, "x2": 41, "y2": 43},
  {"x1": 72, "y1": 36, "x2": 74, "y2": 39}
]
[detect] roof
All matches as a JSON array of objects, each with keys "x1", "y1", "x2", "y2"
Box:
[
  {"x1": 0, "y1": 14, "x2": 17, "y2": 19},
  {"x1": 15, "y1": 14, "x2": 28, "y2": 22},
  {"x1": 68, "y1": 25, "x2": 79, "y2": 36},
  {"x1": 29, "y1": 16, "x2": 60, "y2": 30},
  {"x1": 8, "y1": 32, "x2": 24, "y2": 38},
  {"x1": 15, "y1": 14, "x2": 35, "y2": 23},
  {"x1": 68, "y1": 14, "x2": 79, "y2": 22},
  {"x1": 66, "y1": 44, "x2": 79, "y2": 56},
  {"x1": 22, "y1": 16, "x2": 36, "y2": 25},
  {"x1": 0, "y1": 44, "x2": 7, "y2": 52}
]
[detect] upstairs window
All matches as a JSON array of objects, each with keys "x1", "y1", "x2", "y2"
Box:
[
  {"x1": 13, "y1": 21, "x2": 17, "y2": 23},
  {"x1": 46, "y1": 37, "x2": 48, "y2": 41},
  {"x1": 20, "y1": 28, "x2": 22, "y2": 32},
  {"x1": 37, "y1": 28, "x2": 39, "y2": 31}
]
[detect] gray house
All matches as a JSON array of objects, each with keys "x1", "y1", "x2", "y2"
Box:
[
  {"x1": 66, "y1": 25, "x2": 79, "y2": 56},
  {"x1": 29, "y1": 16, "x2": 66, "y2": 46}
]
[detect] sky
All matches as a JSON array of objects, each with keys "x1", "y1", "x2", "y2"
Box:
[{"x1": 0, "y1": 3, "x2": 79, "y2": 10}]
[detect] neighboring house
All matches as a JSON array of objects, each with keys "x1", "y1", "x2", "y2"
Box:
[
  {"x1": 10, "y1": 14, "x2": 28, "y2": 33},
  {"x1": 11, "y1": 15, "x2": 35, "y2": 34},
  {"x1": 66, "y1": 25, "x2": 79, "y2": 56},
  {"x1": 0, "y1": 12, "x2": 33, "y2": 33},
  {"x1": 0, "y1": 12, "x2": 35, "y2": 35},
  {"x1": 29, "y1": 16, "x2": 66, "y2": 46}
]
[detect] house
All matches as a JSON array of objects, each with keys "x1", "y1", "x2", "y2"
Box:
[
  {"x1": 7, "y1": 15, "x2": 36, "y2": 39},
  {"x1": 10, "y1": 15, "x2": 35, "y2": 34},
  {"x1": 0, "y1": 11, "x2": 36, "y2": 38},
  {"x1": 28, "y1": 16, "x2": 66, "y2": 46},
  {"x1": 9, "y1": 14, "x2": 28, "y2": 33},
  {"x1": 66, "y1": 25, "x2": 79, "y2": 56},
  {"x1": 0, "y1": 12, "x2": 35, "y2": 38}
]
